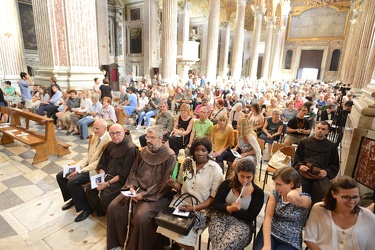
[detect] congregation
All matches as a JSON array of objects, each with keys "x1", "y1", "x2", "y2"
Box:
[{"x1": 1, "y1": 72, "x2": 375, "y2": 250}]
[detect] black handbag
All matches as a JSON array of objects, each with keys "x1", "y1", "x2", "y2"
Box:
[{"x1": 155, "y1": 193, "x2": 198, "y2": 236}]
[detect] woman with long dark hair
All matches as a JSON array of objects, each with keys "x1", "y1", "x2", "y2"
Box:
[{"x1": 209, "y1": 157, "x2": 264, "y2": 249}]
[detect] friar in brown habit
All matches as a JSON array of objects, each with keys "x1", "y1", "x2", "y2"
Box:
[{"x1": 106, "y1": 126, "x2": 176, "y2": 250}]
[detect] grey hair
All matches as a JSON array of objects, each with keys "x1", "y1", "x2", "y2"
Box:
[
  {"x1": 147, "y1": 125, "x2": 163, "y2": 138},
  {"x1": 92, "y1": 93, "x2": 100, "y2": 101},
  {"x1": 94, "y1": 118, "x2": 108, "y2": 128}
]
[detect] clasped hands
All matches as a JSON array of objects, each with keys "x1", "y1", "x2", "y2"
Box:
[{"x1": 299, "y1": 164, "x2": 327, "y2": 177}]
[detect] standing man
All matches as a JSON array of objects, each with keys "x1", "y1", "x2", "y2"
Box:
[
  {"x1": 86, "y1": 124, "x2": 139, "y2": 218},
  {"x1": 106, "y1": 126, "x2": 176, "y2": 250},
  {"x1": 56, "y1": 119, "x2": 111, "y2": 222},
  {"x1": 293, "y1": 121, "x2": 339, "y2": 204},
  {"x1": 18, "y1": 72, "x2": 34, "y2": 110},
  {"x1": 138, "y1": 101, "x2": 174, "y2": 147}
]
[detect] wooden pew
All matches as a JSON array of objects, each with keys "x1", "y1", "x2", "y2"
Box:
[{"x1": 0, "y1": 107, "x2": 71, "y2": 164}]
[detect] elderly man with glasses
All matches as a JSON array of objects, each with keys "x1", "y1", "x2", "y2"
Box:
[{"x1": 85, "y1": 123, "x2": 139, "y2": 220}]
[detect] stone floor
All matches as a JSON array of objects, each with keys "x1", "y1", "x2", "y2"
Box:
[{"x1": 0, "y1": 119, "x2": 275, "y2": 250}]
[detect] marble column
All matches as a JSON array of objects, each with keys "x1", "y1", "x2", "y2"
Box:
[
  {"x1": 205, "y1": 0, "x2": 220, "y2": 83},
  {"x1": 249, "y1": 3, "x2": 266, "y2": 79},
  {"x1": 270, "y1": 27, "x2": 282, "y2": 80},
  {"x1": 352, "y1": 0, "x2": 375, "y2": 89},
  {"x1": 200, "y1": 23, "x2": 208, "y2": 76},
  {"x1": 0, "y1": 0, "x2": 26, "y2": 83},
  {"x1": 231, "y1": 0, "x2": 247, "y2": 81},
  {"x1": 161, "y1": 0, "x2": 178, "y2": 85},
  {"x1": 278, "y1": 3, "x2": 291, "y2": 70},
  {"x1": 96, "y1": 0, "x2": 109, "y2": 66},
  {"x1": 33, "y1": 0, "x2": 101, "y2": 89},
  {"x1": 218, "y1": 22, "x2": 231, "y2": 80},
  {"x1": 177, "y1": 2, "x2": 190, "y2": 42},
  {"x1": 261, "y1": 16, "x2": 275, "y2": 79},
  {"x1": 143, "y1": 0, "x2": 159, "y2": 78}
]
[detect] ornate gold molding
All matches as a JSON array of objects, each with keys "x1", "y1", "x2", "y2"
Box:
[{"x1": 289, "y1": 0, "x2": 350, "y2": 16}]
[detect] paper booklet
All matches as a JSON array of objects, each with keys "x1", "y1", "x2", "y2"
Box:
[
  {"x1": 90, "y1": 173, "x2": 105, "y2": 189},
  {"x1": 62, "y1": 165, "x2": 81, "y2": 178},
  {"x1": 172, "y1": 207, "x2": 190, "y2": 217},
  {"x1": 230, "y1": 149, "x2": 242, "y2": 158}
]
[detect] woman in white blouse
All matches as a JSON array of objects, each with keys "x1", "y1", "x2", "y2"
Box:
[
  {"x1": 305, "y1": 176, "x2": 375, "y2": 250},
  {"x1": 68, "y1": 90, "x2": 92, "y2": 135}
]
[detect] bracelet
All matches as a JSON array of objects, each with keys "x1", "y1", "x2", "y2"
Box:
[
  {"x1": 107, "y1": 181, "x2": 110, "y2": 187},
  {"x1": 193, "y1": 205, "x2": 196, "y2": 212}
]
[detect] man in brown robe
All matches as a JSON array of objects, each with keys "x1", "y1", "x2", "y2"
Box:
[
  {"x1": 85, "y1": 124, "x2": 139, "y2": 218},
  {"x1": 107, "y1": 125, "x2": 176, "y2": 250}
]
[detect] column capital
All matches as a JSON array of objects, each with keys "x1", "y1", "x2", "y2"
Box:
[{"x1": 251, "y1": 5, "x2": 266, "y2": 19}]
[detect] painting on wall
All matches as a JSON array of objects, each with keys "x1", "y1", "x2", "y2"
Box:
[
  {"x1": 129, "y1": 27, "x2": 142, "y2": 54},
  {"x1": 354, "y1": 137, "x2": 375, "y2": 189},
  {"x1": 130, "y1": 8, "x2": 141, "y2": 22},
  {"x1": 18, "y1": 2, "x2": 37, "y2": 50}
]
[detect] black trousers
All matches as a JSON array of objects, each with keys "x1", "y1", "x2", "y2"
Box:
[{"x1": 56, "y1": 171, "x2": 92, "y2": 213}]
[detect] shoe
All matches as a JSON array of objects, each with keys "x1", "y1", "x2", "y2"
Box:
[
  {"x1": 135, "y1": 125, "x2": 141, "y2": 130},
  {"x1": 62, "y1": 200, "x2": 74, "y2": 210},
  {"x1": 74, "y1": 210, "x2": 92, "y2": 222},
  {"x1": 72, "y1": 132, "x2": 80, "y2": 135},
  {"x1": 80, "y1": 136, "x2": 84, "y2": 140},
  {"x1": 66, "y1": 130, "x2": 73, "y2": 135}
]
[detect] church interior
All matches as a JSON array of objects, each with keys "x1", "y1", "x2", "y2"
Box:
[{"x1": 0, "y1": 0, "x2": 375, "y2": 249}]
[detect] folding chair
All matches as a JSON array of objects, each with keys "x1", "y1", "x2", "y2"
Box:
[{"x1": 262, "y1": 144, "x2": 295, "y2": 190}]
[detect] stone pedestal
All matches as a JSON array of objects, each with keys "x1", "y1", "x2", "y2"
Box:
[
  {"x1": 176, "y1": 41, "x2": 200, "y2": 83},
  {"x1": 340, "y1": 80, "x2": 375, "y2": 194},
  {"x1": 0, "y1": 0, "x2": 26, "y2": 83},
  {"x1": 33, "y1": 0, "x2": 102, "y2": 89}
]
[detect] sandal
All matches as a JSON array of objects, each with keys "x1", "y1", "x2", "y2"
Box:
[
  {"x1": 66, "y1": 130, "x2": 73, "y2": 135},
  {"x1": 72, "y1": 132, "x2": 80, "y2": 135}
]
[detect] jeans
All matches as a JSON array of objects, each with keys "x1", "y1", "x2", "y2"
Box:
[
  {"x1": 254, "y1": 228, "x2": 298, "y2": 250},
  {"x1": 137, "y1": 110, "x2": 156, "y2": 127},
  {"x1": 78, "y1": 117, "x2": 94, "y2": 138}
]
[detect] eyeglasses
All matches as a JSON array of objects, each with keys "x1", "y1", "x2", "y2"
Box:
[
  {"x1": 335, "y1": 193, "x2": 360, "y2": 202},
  {"x1": 109, "y1": 131, "x2": 123, "y2": 136}
]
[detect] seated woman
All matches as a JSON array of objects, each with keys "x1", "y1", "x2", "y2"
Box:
[
  {"x1": 167, "y1": 103, "x2": 194, "y2": 156},
  {"x1": 254, "y1": 166, "x2": 311, "y2": 250},
  {"x1": 209, "y1": 157, "x2": 264, "y2": 250},
  {"x1": 259, "y1": 109, "x2": 283, "y2": 161},
  {"x1": 33, "y1": 86, "x2": 50, "y2": 113},
  {"x1": 77, "y1": 94, "x2": 102, "y2": 140},
  {"x1": 228, "y1": 103, "x2": 244, "y2": 130},
  {"x1": 157, "y1": 137, "x2": 223, "y2": 250},
  {"x1": 136, "y1": 90, "x2": 161, "y2": 129},
  {"x1": 123, "y1": 86, "x2": 137, "y2": 118},
  {"x1": 67, "y1": 90, "x2": 92, "y2": 135},
  {"x1": 305, "y1": 176, "x2": 375, "y2": 250},
  {"x1": 210, "y1": 114, "x2": 234, "y2": 172},
  {"x1": 210, "y1": 98, "x2": 227, "y2": 125},
  {"x1": 249, "y1": 103, "x2": 264, "y2": 137},
  {"x1": 229, "y1": 118, "x2": 261, "y2": 177},
  {"x1": 100, "y1": 97, "x2": 117, "y2": 126}
]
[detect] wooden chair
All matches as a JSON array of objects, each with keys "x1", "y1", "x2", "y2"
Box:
[
  {"x1": 256, "y1": 138, "x2": 265, "y2": 181},
  {"x1": 262, "y1": 143, "x2": 295, "y2": 190}
]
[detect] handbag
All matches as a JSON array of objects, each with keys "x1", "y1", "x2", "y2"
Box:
[
  {"x1": 298, "y1": 163, "x2": 325, "y2": 180},
  {"x1": 268, "y1": 150, "x2": 291, "y2": 170},
  {"x1": 155, "y1": 193, "x2": 199, "y2": 236}
]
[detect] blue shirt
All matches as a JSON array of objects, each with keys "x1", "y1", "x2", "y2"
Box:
[
  {"x1": 19, "y1": 80, "x2": 32, "y2": 99},
  {"x1": 50, "y1": 90, "x2": 62, "y2": 105}
]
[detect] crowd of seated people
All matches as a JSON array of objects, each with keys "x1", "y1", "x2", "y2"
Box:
[{"x1": 2, "y1": 73, "x2": 374, "y2": 250}]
